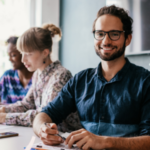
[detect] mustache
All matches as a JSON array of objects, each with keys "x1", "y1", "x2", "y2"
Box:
[{"x1": 99, "y1": 44, "x2": 117, "y2": 49}]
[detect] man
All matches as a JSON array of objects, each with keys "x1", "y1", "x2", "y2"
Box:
[{"x1": 33, "y1": 5, "x2": 150, "y2": 150}]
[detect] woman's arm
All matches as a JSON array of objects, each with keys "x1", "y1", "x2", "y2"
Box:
[
  {"x1": 0, "y1": 85, "x2": 37, "y2": 126},
  {"x1": 4, "y1": 86, "x2": 35, "y2": 113},
  {"x1": 5, "y1": 109, "x2": 39, "y2": 126},
  {"x1": 4, "y1": 71, "x2": 37, "y2": 113},
  {"x1": 45, "y1": 69, "x2": 72, "y2": 102},
  {"x1": 0, "y1": 70, "x2": 72, "y2": 126}
]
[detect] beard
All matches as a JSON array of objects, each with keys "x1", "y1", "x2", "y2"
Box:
[{"x1": 95, "y1": 42, "x2": 126, "y2": 61}]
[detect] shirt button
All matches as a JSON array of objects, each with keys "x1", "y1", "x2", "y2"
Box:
[
  {"x1": 103, "y1": 99, "x2": 106, "y2": 102},
  {"x1": 101, "y1": 116, "x2": 104, "y2": 119}
]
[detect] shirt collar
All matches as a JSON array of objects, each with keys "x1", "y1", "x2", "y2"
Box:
[
  {"x1": 39, "y1": 60, "x2": 61, "y2": 81},
  {"x1": 96, "y1": 58, "x2": 131, "y2": 82}
]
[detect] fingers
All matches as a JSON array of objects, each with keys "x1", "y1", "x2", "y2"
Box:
[
  {"x1": 47, "y1": 123, "x2": 58, "y2": 130},
  {"x1": 65, "y1": 128, "x2": 85, "y2": 145},
  {"x1": 66, "y1": 129, "x2": 86, "y2": 148},
  {"x1": 75, "y1": 136, "x2": 88, "y2": 149},
  {"x1": 0, "y1": 107, "x2": 5, "y2": 113},
  {"x1": 82, "y1": 141, "x2": 92, "y2": 150},
  {"x1": 41, "y1": 123, "x2": 58, "y2": 135},
  {"x1": 39, "y1": 123, "x2": 62, "y2": 146},
  {"x1": 41, "y1": 137, "x2": 63, "y2": 146},
  {"x1": 0, "y1": 113, "x2": 7, "y2": 123},
  {"x1": 40, "y1": 132, "x2": 61, "y2": 141}
]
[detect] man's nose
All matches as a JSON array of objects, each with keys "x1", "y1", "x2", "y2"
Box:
[{"x1": 102, "y1": 33, "x2": 112, "y2": 45}]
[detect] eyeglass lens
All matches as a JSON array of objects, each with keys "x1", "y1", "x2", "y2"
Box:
[{"x1": 95, "y1": 31, "x2": 121, "y2": 40}]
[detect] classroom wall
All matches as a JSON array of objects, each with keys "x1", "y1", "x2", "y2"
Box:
[
  {"x1": 30, "y1": 0, "x2": 60, "y2": 61},
  {"x1": 127, "y1": 54, "x2": 150, "y2": 70},
  {"x1": 59, "y1": 0, "x2": 150, "y2": 75}
]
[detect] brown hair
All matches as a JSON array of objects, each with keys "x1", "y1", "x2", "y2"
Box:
[
  {"x1": 7, "y1": 36, "x2": 18, "y2": 45},
  {"x1": 93, "y1": 5, "x2": 133, "y2": 39},
  {"x1": 17, "y1": 24, "x2": 62, "y2": 53}
]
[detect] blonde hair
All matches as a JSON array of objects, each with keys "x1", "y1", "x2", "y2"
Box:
[{"x1": 17, "y1": 23, "x2": 62, "y2": 53}]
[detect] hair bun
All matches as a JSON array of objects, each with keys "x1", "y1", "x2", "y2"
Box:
[{"x1": 42, "y1": 23, "x2": 62, "y2": 40}]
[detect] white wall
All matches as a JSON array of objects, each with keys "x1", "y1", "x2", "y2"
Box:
[
  {"x1": 30, "y1": 0, "x2": 60, "y2": 61},
  {"x1": 59, "y1": 0, "x2": 106, "y2": 75}
]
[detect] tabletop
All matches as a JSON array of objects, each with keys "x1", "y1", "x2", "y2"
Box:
[{"x1": 0, "y1": 124, "x2": 41, "y2": 150}]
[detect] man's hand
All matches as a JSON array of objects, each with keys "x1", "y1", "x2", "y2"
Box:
[
  {"x1": 65, "y1": 129, "x2": 110, "y2": 150},
  {"x1": 0, "y1": 106, "x2": 5, "y2": 113},
  {"x1": 0, "y1": 113, "x2": 7, "y2": 123},
  {"x1": 39, "y1": 123, "x2": 64, "y2": 146}
]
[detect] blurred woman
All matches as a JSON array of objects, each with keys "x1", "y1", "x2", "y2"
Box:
[
  {"x1": 0, "y1": 36, "x2": 33, "y2": 104},
  {"x1": 0, "y1": 24, "x2": 81, "y2": 131}
]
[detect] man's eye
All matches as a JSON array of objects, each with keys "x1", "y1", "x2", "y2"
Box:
[
  {"x1": 111, "y1": 32, "x2": 119, "y2": 36},
  {"x1": 99, "y1": 33, "x2": 104, "y2": 36},
  {"x1": 96, "y1": 32, "x2": 104, "y2": 36}
]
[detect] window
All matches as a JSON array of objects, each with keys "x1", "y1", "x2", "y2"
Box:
[{"x1": 0, "y1": 0, "x2": 30, "y2": 76}]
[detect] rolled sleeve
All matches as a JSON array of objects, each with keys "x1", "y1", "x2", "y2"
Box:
[
  {"x1": 5, "y1": 109, "x2": 39, "y2": 126},
  {"x1": 41, "y1": 77, "x2": 76, "y2": 124},
  {"x1": 139, "y1": 75, "x2": 150, "y2": 136}
]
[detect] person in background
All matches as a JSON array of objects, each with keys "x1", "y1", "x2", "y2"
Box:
[
  {"x1": 0, "y1": 24, "x2": 82, "y2": 131},
  {"x1": 0, "y1": 36, "x2": 33, "y2": 104},
  {"x1": 33, "y1": 5, "x2": 150, "y2": 150}
]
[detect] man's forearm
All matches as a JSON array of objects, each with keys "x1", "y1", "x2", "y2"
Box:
[
  {"x1": 33, "y1": 112, "x2": 53, "y2": 136},
  {"x1": 107, "y1": 135, "x2": 150, "y2": 150}
]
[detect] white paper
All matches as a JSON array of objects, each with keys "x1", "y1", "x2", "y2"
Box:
[
  {"x1": 32, "y1": 132, "x2": 81, "y2": 150},
  {"x1": 25, "y1": 136, "x2": 36, "y2": 150},
  {"x1": 60, "y1": 132, "x2": 70, "y2": 138},
  {"x1": 32, "y1": 142, "x2": 81, "y2": 150}
]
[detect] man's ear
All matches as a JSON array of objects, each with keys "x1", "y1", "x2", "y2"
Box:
[
  {"x1": 43, "y1": 49, "x2": 50, "y2": 57},
  {"x1": 125, "y1": 34, "x2": 132, "y2": 46}
]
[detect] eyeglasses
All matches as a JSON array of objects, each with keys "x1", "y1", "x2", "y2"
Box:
[{"x1": 93, "y1": 30, "x2": 125, "y2": 41}]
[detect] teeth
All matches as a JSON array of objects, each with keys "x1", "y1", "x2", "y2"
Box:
[{"x1": 103, "y1": 48, "x2": 113, "y2": 50}]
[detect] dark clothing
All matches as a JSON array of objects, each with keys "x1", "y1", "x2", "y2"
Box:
[{"x1": 42, "y1": 58, "x2": 150, "y2": 137}]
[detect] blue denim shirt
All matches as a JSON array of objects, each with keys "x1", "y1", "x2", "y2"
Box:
[{"x1": 42, "y1": 58, "x2": 150, "y2": 137}]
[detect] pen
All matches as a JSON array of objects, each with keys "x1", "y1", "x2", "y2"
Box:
[
  {"x1": 44, "y1": 123, "x2": 66, "y2": 141},
  {"x1": 24, "y1": 147, "x2": 36, "y2": 150},
  {"x1": 56, "y1": 133, "x2": 66, "y2": 141},
  {"x1": 44, "y1": 123, "x2": 74, "y2": 148}
]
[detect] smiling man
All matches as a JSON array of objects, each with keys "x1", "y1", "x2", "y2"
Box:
[{"x1": 33, "y1": 5, "x2": 150, "y2": 150}]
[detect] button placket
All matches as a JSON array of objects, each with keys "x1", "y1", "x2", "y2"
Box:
[
  {"x1": 100, "y1": 84, "x2": 106, "y2": 120},
  {"x1": 103, "y1": 99, "x2": 106, "y2": 103}
]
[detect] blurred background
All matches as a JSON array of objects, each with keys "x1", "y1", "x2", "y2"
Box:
[{"x1": 0, "y1": 0, "x2": 150, "y2": 76}]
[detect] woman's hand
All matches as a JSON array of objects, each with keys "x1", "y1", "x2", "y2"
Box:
[
  {"x1": 0, "y1": 113, "x2": 7, "y2": 123},
  {"x1": 0, "y1": 106, "x2": 5, "y2": 113}
]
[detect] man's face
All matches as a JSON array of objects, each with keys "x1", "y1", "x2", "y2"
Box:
[{"x1": 94, "y1": 14, "x2": 129, "y2": 61}]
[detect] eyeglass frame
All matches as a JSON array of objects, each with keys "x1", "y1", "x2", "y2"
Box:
[{"x1": 93, "y1": 30, "x2": 125, "y2": 41}]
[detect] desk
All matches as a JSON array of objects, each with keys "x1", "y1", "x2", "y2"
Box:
[{"x1": 0, "y1": 125, "x2": 41, "y2": 150}]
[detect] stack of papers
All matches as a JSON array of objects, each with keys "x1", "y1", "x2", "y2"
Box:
[
  {"x1": 26, "y1": 133, "x2": 81, "y2": 150},
  {"x1": 32, "y1": 142, "x2": 81, "y2": 150}
]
